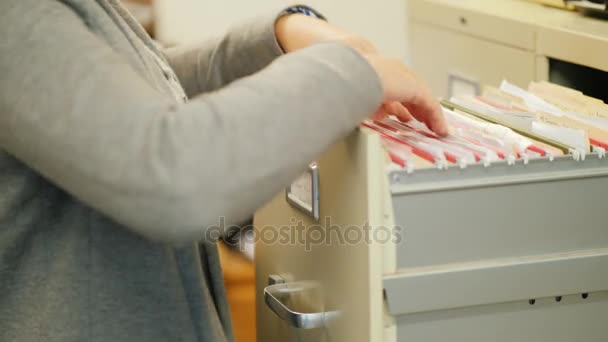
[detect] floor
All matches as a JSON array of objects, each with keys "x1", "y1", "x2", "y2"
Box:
[{"x1": 218, "y1": 243, "x2": 256, "y2": 342}]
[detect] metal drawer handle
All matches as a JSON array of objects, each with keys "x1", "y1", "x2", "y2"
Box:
[
  {"x1": 264, "y1": 279, "x2": 339, "y2": 329},
  {"x1": 286, "y1": 162, "x2": 320, "y2": 221}
]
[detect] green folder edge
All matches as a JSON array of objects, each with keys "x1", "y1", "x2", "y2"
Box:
[{"x1": 440, "y1": 99, "x2": 573, "y2": 154}]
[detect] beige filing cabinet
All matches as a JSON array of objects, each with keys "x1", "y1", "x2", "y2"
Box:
[
  {"x1": 409, "y1": 0, "x2": 608, "y2": 99},
  {"x1": 254, "y1": 128, "x2": 608, "y2": 342},
  {"x1": 254, "y1": 1, "x2": 608, "y2": 340}
]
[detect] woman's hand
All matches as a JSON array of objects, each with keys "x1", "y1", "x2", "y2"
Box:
[
  {"x1": 365, "y1": 55, "x2": 447, "y2": 136},
  {"x1": 275, "y1": 13, "x2": 447, "y2": 136}
]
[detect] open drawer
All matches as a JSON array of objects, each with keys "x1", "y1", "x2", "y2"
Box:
[{"x1": 254, "y1": 129, "x2": 608, "y2": 342}]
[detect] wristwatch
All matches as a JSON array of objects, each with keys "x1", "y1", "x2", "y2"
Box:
[{"x1": 281, "y1": 5, "x2": 327, "y2": 20}]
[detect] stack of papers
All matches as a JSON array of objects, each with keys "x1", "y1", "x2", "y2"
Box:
[{"x1": 363, "y1": 80, "x2": 608, "y2": 172}]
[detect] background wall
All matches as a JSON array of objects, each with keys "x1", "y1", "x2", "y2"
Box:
[{"x1": 154, "y1": 0, "x2": 411, "y2": 62}]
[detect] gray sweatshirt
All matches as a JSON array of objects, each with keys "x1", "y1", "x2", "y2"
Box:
[{"x1": 0, "y1": 0, "x2": 383, "y2": 341}]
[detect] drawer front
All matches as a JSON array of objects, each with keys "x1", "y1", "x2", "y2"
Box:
[
  {"x1": 384, "y1": 250, "x2": 608, "y2": 316},
  {"x1": 409, "y1": 0, "x2": 536, "y2": 50},
  {"x1": 396, "y1": 292, "x2": 608, "y2": 342},
  {"x1": 411, "y1": 23, "x2": 536, "y2": 98},
  {"x1": 391, "y1": 157, "x2": 608, "y2": 270},
  {"x1": 539, "y1": 26, "x2": 608, "y2": 73}
]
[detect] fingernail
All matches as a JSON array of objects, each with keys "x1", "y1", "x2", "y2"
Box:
[{"x1": 434, "y1": 123, "x2": 448, "y2": 136}]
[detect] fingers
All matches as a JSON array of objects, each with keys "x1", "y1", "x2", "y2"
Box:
[
  {"x1": 381, "y1": 102, "x2": 413, "y2": 122},
  {"x1": 426, "y1": 102, "x2": 448, "y2": 136},
  {"x1": 363, "y1": 53, "x2": 448, "y2": 136},
  {"x1": 372, "y1": 102, "x2": 415, "y2": 124},
  {"x1": 372, "y1": 109, "x2": 388, "y2": 120},
  {"x1": 388, "y1": 64, "x2": 447, "y2": 135},
  {"x1": 402, "y1": 83, "x2": 448, "y2": 136},
  {"x1": 372, "y1": 103, "x2": 392, "y2": 119},
  {"x1": 405, "y1": 98, "x2": 447, "y2": 136}
]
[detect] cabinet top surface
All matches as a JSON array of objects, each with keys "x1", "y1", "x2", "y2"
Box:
[{"x1": 412, "y1": 0, "x2": 608, "y2": 41}]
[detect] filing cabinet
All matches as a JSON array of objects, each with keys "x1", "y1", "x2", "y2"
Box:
[
  {"x1": 254, "y1": 129, "x2": 608, "y2": 342},
  {"x1": 410, "y1": 23, "x2": 536, "y2": 99},
  {"x1": 409, "y1": 0, "x2": 539, "y2": 98},
  {"x1": 409, "y1": 0, "x2": 608, "y2": 99},
  {"x1": 254, "y1": 1, "x2": 608, "y2": 340}
]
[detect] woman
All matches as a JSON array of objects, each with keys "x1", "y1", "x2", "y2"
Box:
[{"x1": 0, "y1": 0, "x2": 446, "y2": 341}]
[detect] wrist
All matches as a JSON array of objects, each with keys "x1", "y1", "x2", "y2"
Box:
[
  {"x1": 275, "y1": 5, "x2": 327, "y2": 52},
  {"x1": 275, "y1": 13, "x2": 325, "y2": 53},
  {"x1": 275, "y1": 15, "x2": 375, "y2": 54}
]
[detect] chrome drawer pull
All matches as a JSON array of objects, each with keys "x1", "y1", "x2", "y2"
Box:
[
  {"x1": 264, "y1": 277, "x2": 338, "y2": 329},
  {"x1": 286, "y1": 162, "x2": 320, "y2": 221}
]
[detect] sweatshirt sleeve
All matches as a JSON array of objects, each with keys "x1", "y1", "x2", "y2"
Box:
[
  {"x1": 0, "y1": 0, "x2": 383, "y2": 244},
  {"x1": 163, "y1": 10, "x2": 286, "y2": 96}
]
